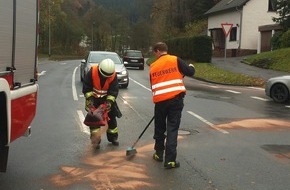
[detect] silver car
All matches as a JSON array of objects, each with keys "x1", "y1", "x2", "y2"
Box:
[
  {"x1": 80, "y1": 51, "x2": 129, "y2": 88},
  {"x1": 265, "y1": 75, "x2": 290, "y2": 103}
]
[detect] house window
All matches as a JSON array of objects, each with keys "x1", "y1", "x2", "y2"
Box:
[
  {"x1": 268, "y1": 0, "x2": 277, "y2": 11},
  {"x1": 229, "y1": 27, "x2": 237, "y2": 41}
]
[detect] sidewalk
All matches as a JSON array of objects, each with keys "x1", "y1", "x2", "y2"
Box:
[{"x1": 211, "y1": 57, "x2": 289, "y2": 81}]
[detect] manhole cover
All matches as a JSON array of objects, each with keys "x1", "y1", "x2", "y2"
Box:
[{"x1": 178, "y1": 129, "x2": 191, "y2": 135}]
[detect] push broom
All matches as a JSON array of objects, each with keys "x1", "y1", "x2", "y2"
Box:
[{"x1": 126, "y1": 116, "x2": 155, "y2": 157}]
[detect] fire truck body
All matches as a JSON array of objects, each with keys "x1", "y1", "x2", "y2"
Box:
[{"x1": 0, "y1": 0, "x2": 39, "y2": 172}]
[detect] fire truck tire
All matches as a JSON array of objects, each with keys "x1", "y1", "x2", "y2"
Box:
[
  {"x1": 0, "y1": 92, "x2": 9, "y2": 172},
  {"x1": 0, "y1": 92, "x2": 8, "y2": 147}
]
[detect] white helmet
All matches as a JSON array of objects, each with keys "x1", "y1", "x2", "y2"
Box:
[{"x1": 98, "y1": 58, "x2": 115, "y2": 77}]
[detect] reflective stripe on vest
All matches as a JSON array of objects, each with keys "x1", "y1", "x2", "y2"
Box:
[
  {"x1": 92, "y1": 65, "x2": 116, "y2": 98},
  {"x1": 150, "y1": 55, "x2": 186, "y2": 103},
  {"x1": 152, "y1": 80, "x2": 185, "y2": 96}
]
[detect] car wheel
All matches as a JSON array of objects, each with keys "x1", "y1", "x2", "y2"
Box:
[
  {"x1": 270, "y1": 83, "x2": 289, "y2": 103},
  {"x1": 139, "y1": 65, "x2": 144, "y2": 70}
]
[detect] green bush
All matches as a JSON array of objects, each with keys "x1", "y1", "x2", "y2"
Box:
[
  {"x1": 166, "y1": 35, "x2": 212, "y2": 62},
  {"x1": 271, "y1": 31, "x2": 282, "y2": 50},
  {"x1": 280, "y1": 30, "x2": 290, "y2": 48},
  {"x1": 190, "y1": 36, "x2": 212, "y2": 62}
]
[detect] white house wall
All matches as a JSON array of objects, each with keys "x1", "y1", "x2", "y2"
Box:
[
  {"x1": 207, "y1": 0, "x2": 278, "y2": 51},
  {"x1": 207, "y1": 11, "x2": 241, "y2": 49},
  {"x1": 241, "y1": 0, "x2": 277, "y2": 50}
]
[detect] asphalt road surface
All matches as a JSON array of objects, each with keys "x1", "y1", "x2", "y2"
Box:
[{"x1": 0, "y1": 60, "x2": 290, "y2": 190}]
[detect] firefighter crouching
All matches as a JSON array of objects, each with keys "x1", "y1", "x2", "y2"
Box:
[{"x1": 82, "y1": 58, "x2": 122, "y2": 149}]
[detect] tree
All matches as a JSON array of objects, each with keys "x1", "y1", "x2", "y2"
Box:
[
  {"x1": 39, "y1": 0, "x2": 84, "y2": 55},
  {"x1": 273, "y1": 0, "x2": 290, "y2": 31},
  {"x1": 150, "y1": 0, "x2": 217, "y2": 42},
  {"x1": 38, "y1": 0, "x2": 220, "y2": 55},
  {"x1": 130, "y1": 21, "x2": 151, "y2": 51}
]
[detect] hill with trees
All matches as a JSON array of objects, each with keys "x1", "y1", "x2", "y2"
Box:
[{"x1": 39, "y1": 0, "x2": 221, "y2": 56}]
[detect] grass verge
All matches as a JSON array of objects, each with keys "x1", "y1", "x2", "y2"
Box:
[
  {"x1": 192, "y1": 63, "x2": 265, "y2": 86},
  {"x1": 243, "y1": 47, "x2": 290, "y2": 72}
]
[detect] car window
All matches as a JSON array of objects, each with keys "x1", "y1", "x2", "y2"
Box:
[
  {"x1": 125, "y1": 51, "x2": 142, "y2": 57},
  {"x1": 88, "y1": 52, "x2": 122, "y2": 64},
  {"x1": 88, "y1": 53, "x2": 101, "y2": 63}
]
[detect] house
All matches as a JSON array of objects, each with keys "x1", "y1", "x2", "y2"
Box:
[{"x1": 205, "y1": 0, "x2": 281, "y2": 57}]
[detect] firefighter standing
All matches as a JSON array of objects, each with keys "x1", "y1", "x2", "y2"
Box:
[
  {"x1": 82, "y1": 58, "x2": 121, "y2": 149},
  {"x1": 149, "y1": 42, "x2": 195, "y2": 169}
]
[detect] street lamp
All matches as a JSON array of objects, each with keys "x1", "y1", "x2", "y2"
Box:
[
  {"x1": 112, "y1": 34, "x2": 120, "y2": 52},
  {"x1": 92, "y1": 22, "x2": 95, "y2": 50},
  {"x1": 48, "y1": 0, "x2": 51, "y2": 57}
]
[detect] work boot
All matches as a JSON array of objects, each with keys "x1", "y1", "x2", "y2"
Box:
[
  {"x1": 164, "y1": 161, "x2": 180, "y2": 169},
  {"x1": 153, "y1": 151, "x2": 164, "y2": 162},
  {"x1": 91, "y1": 137, "x2": 101, "y2": 149},
  {"x1": 95, "y1": 140, "x2": 101, "y2": 149},
  {"x1": 111, "y1": 139, "x2": 119, "y2": 146},
  {"x1": 107, "y1": 127, "x2": 119, "y2": 146},
  {"x1": 90, "y1": 128, "x2": 101, "y2": 149}
]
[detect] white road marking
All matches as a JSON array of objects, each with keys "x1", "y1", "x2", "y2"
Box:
[
  {"x1": 37, "y1": 71, "x2": 46, "y2": 76},
  {"x1": 247, "y1": 87, "x2": 264, "y2": 91},
  {"x1": 130, "y1": 77, "x2": 151, "y2": 92},
  {"x1": 77, "y1": 110, "x2": 90, "y2": 134},
  {"x1": 208, "y1": 85, "x2": 219, "y2": 88},
  {"x1": 225, "y1": 90, "x2": 241, "y2": 94},
  {"x1": 72, "y1": 67, "x2": 78, "y2": 101},
  {"x1": 286, "y1": 106, "x2": 290, "y2": 108},
  {"x1": 121, "y1": 96, "x2": 138, "y2": 99},
  {"x1": 60, "y1": 62, "x2": 67, "y2": 65},
  {"x1": 251, "y1": 96, "x2": 270, "y2": 101},
  {"x1": 187, "y1": 111, "x2": 229, "y2": 134},
  {"x1": 119, "y1": 95, "x2": 150, "y2": 123},
  {"x1": 200, "y1": 83, "x2": 219, "y2": 88}
]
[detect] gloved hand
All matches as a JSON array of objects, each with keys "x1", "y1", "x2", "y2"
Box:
[
  {"x1": 105, "y1": 99, "x2": 114, "y2": 112},
  {"x1": 85, "y1": 96, "x2": 95, "y2": 112}
]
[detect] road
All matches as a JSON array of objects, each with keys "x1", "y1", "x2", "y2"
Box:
[{"x1": 0, "y1": 60, "x2": 290, "y2": 190}]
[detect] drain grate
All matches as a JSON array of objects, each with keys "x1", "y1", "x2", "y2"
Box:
[{"x1": 178, "y1": 129, "x2": 199, "y2": 135}]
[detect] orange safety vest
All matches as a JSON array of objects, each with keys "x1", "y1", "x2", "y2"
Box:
[
  {"x1": 150, "y1": 55, "x2": 186, "y2": 103},
  {"x1": 91, "y1": 65, "x2": 116, "y2": 98}
]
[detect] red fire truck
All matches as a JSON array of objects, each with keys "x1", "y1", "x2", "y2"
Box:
[{"x1": 0, "y1": 0, "x2": 39, "y2": 172}]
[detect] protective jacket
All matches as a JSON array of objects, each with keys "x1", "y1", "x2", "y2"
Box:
[
  {"x1": 150, "y1": 54, "x2": 186, "y2": 103},
  {"x1": 82, "y1": 65, "x2": 119, "y2": 100},
  {"x1": 91, "y1": 65, "x2": 116, "y2": 98}
]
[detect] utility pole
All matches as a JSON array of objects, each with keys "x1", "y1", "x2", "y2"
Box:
[
  {"x1": 92, "y1": 22, "x2": 95, "y2": 51},
  {"x1": 48, "y1": 0, "x2": 51, "y2": 57}
]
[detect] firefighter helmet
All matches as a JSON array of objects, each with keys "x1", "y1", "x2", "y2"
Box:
[{"x1": 99, "y1": 59, "x2": 115, "y2": 77}]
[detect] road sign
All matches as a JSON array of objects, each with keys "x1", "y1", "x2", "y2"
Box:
[
  {"x1": 221, "y1": 23, "x2": 233, "y2": 63},
  {"x1": 221, "y1": 23, "x2": 233, "y2": 37}
]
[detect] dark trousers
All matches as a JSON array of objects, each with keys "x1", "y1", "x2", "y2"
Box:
[
  {"x1": 107, "y1": 110, "x2": 118, "y2": 142},
  {"x1": 154, "y1": 94, "x2": 184, "y2": 163}
]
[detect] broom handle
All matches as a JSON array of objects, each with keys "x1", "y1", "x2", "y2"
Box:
[{"x1": 132, "y1": 116, "x2": 155, "y2": 148}]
